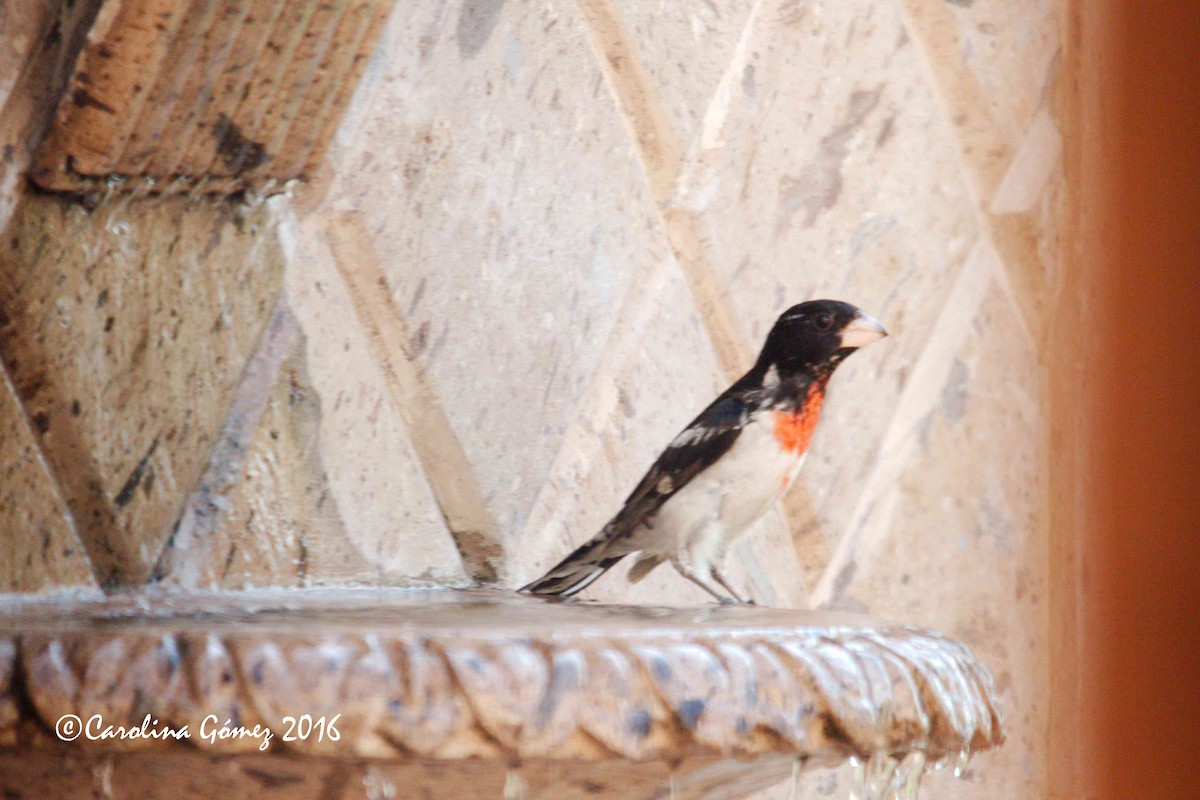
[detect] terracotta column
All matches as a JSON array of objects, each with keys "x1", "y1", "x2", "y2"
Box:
[{"x1": 1058, "y1": 2, "x2": 1200, "y2": 797}]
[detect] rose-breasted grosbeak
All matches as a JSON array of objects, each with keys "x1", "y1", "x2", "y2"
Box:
[{"x1": 520, "y1": 300, "x2": 888, "y2": 603}]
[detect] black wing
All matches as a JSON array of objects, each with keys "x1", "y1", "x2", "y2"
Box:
[
  {"x1": 519, "y1": 387, "x2": 754, "y2": 596},
  {"x1": 602, "y1": 390, "x2": 749, "y2": 544}
]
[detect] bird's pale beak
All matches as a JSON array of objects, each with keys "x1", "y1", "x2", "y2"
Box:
[{"x1": 840, "y1": 311, "x2": 888, "y2": 348}]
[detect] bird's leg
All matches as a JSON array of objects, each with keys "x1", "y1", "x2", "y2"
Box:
[
  {"x1": 671, "y1": 558, "x2": 739, "y2": 605},
  {"x1": 711, "y1": 567, "x2": 754, "y2": 606}
]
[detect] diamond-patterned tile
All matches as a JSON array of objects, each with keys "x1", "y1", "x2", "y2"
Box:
[
  {"x1": 939, "y1": 0, "x2": 1060, "y2": 149},
  {"x1": 608, "y1": 0, "x2": 757, "y2": 144},
  {"x1": 314, "y1": 1, "x2": 674, "y2": 557},
  {"x1": 276, "y1": 210, "x2": 469, "y2": 585},
  {"x1": 0, "y1": 364, "x2": 95, "y2": 593},
  {"x1": 0, "y1": 193, "x2": 285, "y2": 587}
]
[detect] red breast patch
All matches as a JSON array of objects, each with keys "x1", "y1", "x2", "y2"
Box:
[{"x1": 773, "y1": 384, "x2": 826, "y2": 454}]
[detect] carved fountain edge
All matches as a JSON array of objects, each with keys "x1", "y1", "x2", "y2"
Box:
[{"x1": 0, "y1": 618, "x2": 1003, "y2": 764}]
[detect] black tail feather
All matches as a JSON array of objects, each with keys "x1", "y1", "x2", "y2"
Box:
[{"x1": 520, "y1": 536, "x2": 626, "y2": 596}]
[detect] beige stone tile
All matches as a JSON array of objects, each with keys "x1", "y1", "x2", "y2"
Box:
[
  {"x1": 0, "y1": 364, "x2": 95, "y2": 593},
  {"x1": 896, "y1": 0, "x2": 1061, "y2": 210},
  {"x1": 314, "y1": 2, "x2": 675, "y2": 556},
  {"x1": 151, "y1": 299, "x2": 303, "y2": 587},
  {"x1": 160, "y1": 314, "x2": 386, "y2": 589},
  {"x1": 940, "y1": 0, "x2": 1060, "y2": 149},
  {"x1": 786, "y1": 757, "x2": 992, "y2": 800},
  {"x1": 315, "y1": 212, "x2": 503, "y2": 583},
  {"x1": 809, "y1": 241, "x2": 999, "y2": 607},
  {"x1": 278, "y1": 209, "x2": 468, "y2": 586},
  {"x1": 607, "y1": 0, "x2": 757, "y2": 144},
  {"x1": 0, "y1": 193, "x2": 285, "y2": 587},
  {"x1": 210, "y1": 335, "x2": 408, "y2": 589},
  {"x1": 829, "y1": 284, "x2": 1046, "y2": 799},
  {"x1": 0, "y1": 3, "x2": 52, "y2": 233},
  {"x1": 895, "y1": 0, "x2": 1012, "y2": 200},
  {"x1": 980, "y1": 107, "x2": 1064, "y2": 348},
  {"x1": 576, "y1": 0, "x2": 685, "y2": 204}
]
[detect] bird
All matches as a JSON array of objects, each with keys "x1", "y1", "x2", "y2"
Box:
[{"x1": 520, "y1": 299, "x2": 888, "y2": 604}]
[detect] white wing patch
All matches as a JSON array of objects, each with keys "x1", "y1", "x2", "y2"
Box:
[
  {"x1": 763, "y1": 363, "x2": 781, "y2": 389},
  {"x1": 669, "y1": 411, "x2": 749, "y2": 448}
]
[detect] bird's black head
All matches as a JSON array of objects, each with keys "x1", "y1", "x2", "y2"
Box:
[{"x1": 756, "y1": 299, "x2": 888, "y2": 379}]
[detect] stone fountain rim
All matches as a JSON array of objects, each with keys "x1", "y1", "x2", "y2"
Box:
[{"x1": 0, "y1": 587, "x2": 1005, "y2": 765}]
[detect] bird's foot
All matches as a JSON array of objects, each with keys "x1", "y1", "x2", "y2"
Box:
[
  {"x1": 672, "y1": 560, "x2": 741, "y2": 605},
  {"x1": 712, "y1": 568, "x2": 755, "y2": 606}
]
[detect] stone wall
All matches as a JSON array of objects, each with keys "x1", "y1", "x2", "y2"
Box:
[{"x1": 0, "y1": 1, "x2": 1064, "y2": 797}]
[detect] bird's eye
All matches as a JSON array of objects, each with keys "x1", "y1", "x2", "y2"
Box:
[{"x1": 813, "y1": 313, "x2": 834, "y2": 331}]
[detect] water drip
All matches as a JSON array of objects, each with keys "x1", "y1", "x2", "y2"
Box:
[
  {"x1": 363, "y1": 765, "x2": 396, "y2": 800},
  {"x1": 91, "y1": 757, "x2": 114, "y2": 799},
  {"x1": 789, "y1": 757, "x2": 806, "y2": 800},
  {"x1": 240, "y1": 178, "x2": 277, "y2": 212},
  {"x1": 669, "y1": 767, "x2": 679, "y2": 800},
  {"x1": 164, "y1": 175, "x2": 192, "y2": 197},
  {"x1": 503, "y1": 767, "x2": 528, "y2": 800},
  {"x1": 87, "y1": 177, "x2": 140, "y2": 270},
  {"x1": 103, "y1": 174, "x2": 127, "y2": 201},
  {"x1": 844, "y1": 752, "x2": 935, "y2": 800},
  {"x1": 864, "y1": 752, "x2": 899, "y2": 799},
  {"x1": 107, "y1": 218, "x2": 132, "y2": 238},
  {"x1": 848, "y1": 756, "x2": 866, "y2": 800},
  {"x1": 953, "y1": 745, "x2": 973, "y2": 778},
  {"x1": 901, "y1": 752, "x2": 926, "y2": 800},
  {"x1": 875, "y1": 750, "x2": 929, "y2": 800}
]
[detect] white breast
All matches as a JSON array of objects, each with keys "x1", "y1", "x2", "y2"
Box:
[{"x1": 644, "y1": 414, "x2": 805, "y2": 561}]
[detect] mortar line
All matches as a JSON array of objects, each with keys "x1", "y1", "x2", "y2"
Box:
[
  {"x1": 575, "y1": 0, "x2": 684, "y2": 205},
  {"x1": 319, "y1": 211, "x2": 503, "y2": 584},
  {"x1": 574, "y1": 0, "x2": 755, "y2": 380},
  {"x1": 894, "y1": 0, "x2": 1043, "y2": 347},
  {"x1": 0, "y1": 359, "x2": 97, "y2": 587},
  {"x1": 150, "y1": 289, "x2": 300, "y2": 587}
]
